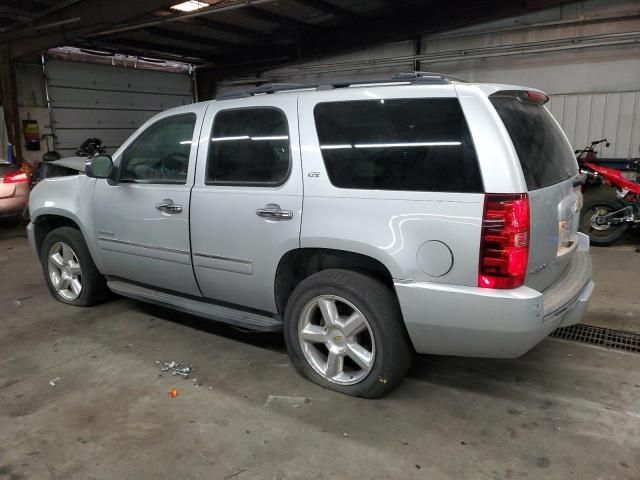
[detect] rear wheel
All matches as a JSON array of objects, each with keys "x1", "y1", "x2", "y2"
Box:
[
  {"x1": 579, "y1": 191, "x2": 629, "y2": 246},
  {"x1": 284, "y1": 269, "x2": 412, "y2": 398}
]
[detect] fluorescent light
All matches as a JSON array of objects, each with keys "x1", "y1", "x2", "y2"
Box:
[
  {"x1": 320, "y1": 144, "x2": 352, "y2": 150},
  {"x1": 170, "y1": 1, "x2": 209, "y2": 12},
  {"x1": 251, "y1": 136, "x2": 289, "y2": 141},
  {"x1": 179, "y1": 140, "x2": 193, "y2": 145},
  {"x1": 354, "y1": 142, "x2": 462, "y2": 148},
  {"x1": 211, "y1": 135, "x2": 249, "y2": 142}
]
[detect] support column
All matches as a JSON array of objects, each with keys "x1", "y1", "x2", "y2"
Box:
[
  {"x1": 0, "y1": 43, "x2": 23, "y2": 164},
  {"x1": 413, "y1": 35, "x2": 421, "y2": 72}
]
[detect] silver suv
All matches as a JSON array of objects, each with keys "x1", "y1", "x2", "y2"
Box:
[{"x1": 28, "y1": 74, "x2": 594, "y2": 398}]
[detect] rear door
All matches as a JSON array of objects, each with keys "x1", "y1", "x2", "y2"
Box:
[
  {"x1": 490, "y1": 92, "x2": 580, "y2": 291},
  {"x1": 190, "y1": 96, "x2": 303, "y2": 312}
]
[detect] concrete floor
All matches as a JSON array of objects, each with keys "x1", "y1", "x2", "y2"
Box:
[{"x1": 1, "y1": 223, "x2": 639, "y2": 480}]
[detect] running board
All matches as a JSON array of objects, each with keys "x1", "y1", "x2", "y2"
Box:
[{"x1": 107, "y1": 280, "x2": 283, "y2": 332}]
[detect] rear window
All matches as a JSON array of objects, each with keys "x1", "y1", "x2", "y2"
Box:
[
  {"x1": 313, "y1": 98, "x2": 482, "y2": 193},
  {"x1": 490, "y1": 93, "x2": 578, "y2": 190}
]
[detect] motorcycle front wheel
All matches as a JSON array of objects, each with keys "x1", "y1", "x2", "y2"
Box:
[{"x1": 579, "y1": 191, "x2": 629, "y2": 246}]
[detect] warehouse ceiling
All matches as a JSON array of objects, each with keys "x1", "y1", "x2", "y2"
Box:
[{"x1": 1, "y1": 0, "x2": 577, "y2": 74}]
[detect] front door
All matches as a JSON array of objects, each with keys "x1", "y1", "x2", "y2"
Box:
[
  {"x1": 190, "y1": 97, "x2": 303, "y2": 312},
  {"x1": 93, "y1": 105, "x2": 207, "y2": 296}
]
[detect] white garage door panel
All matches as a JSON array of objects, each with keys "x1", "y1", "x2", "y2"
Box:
[
  {"x1": 549, "y1": 91, "x2": 640, "y2": 159},
  {"x1": 52, "y1": 109, "x2": 160, "y2": 130},
  {"x1": 55, "y1": 129, "x2": 133, "y2": 155},
  {"x1": 46, "y1": 59, "x2": 192, "y2": 156},
  {"x1": 47, "y1": 61, "x2": 191, "y2": 96},
  {"x1": 47, "y1": 86, "x2": 186, "y2": 111}
]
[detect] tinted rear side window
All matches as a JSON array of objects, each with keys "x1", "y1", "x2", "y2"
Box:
[
  {"x1": 490, "y1": 94, "x2": 578, "y2": 190},
  {"x1": 313, "y1": 98, "x2": 482, "y2": 193},
  {"x1": 206, "y1": 108, "x2": 290, "y2": 185}
]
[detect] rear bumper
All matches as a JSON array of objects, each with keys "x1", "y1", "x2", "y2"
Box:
[{"x1": 396, "y1": 233, "x2": 593, "y2": 358}]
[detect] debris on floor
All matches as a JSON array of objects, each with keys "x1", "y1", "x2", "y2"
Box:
[
  {"x1": 224, "y1": 467, "x2": 248, "y2": 479},
  {"x1": 156, "y1": 360, "x2": 193, "y2": 379},
  {"x1": 13, "y1": 295, "x2": 32, "y2": 308},
  {"x1": 49, "y1": 377, "x2": 61, "y2": 387},
  {"x1": 168, "y1": 388, "x2": 178, "y2": 398},
  {"x1": 264, "y1": 395, "x2": 310, "y2": 408}
]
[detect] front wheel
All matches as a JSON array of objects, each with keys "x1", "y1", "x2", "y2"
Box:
[
  {"x1": 284, "y1": 269, "x2": 412, "y2": 398},
  {"x1": 579, "y1": 192, "x2": 629, "y2": 246},
  {"x1": 41, "y1": 226, "x2": 109, "y2": 306}
]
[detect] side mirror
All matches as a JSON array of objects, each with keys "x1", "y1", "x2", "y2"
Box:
[{"x1": 85, "y1": 154, "x2": 113, "y2": 179}]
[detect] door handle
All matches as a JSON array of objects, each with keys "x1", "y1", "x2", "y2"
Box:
[
  {"x1": 155, "y1": 199, "x2": 183, "y2": 214},
  {"x1": 256, "y1": 204, "x2": 293, "y2": 221}
]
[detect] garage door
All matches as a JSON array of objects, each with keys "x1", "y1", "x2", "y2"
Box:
[{"x1": 45, "y1": 59, "x2": 193, "y2": 157}]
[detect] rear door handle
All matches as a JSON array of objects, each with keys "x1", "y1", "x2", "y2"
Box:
[
  {"x1": 155, "y1": 199, "x2": 183, "y2": 214},
  {"x1": 256, "y1": 204, "x2": 293, "y2": 221}
]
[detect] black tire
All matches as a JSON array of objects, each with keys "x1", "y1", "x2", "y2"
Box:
[
  {"x1": 40, "y1": 226, "x2": 110, "y2": 306},
  {"x1": 284, "y1": 269, "x2": 412, "y2": 398},
  {"x1": 579, "y1": 190, "x2": 629, "y2": 246}
]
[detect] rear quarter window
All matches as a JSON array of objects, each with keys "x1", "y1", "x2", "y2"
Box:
[
  {"x1": 490, "y1": 93, "x2": 578, "y2": 190},
  {"x1": 313, "y1": 98, "x2": 483, "y2": 193}
]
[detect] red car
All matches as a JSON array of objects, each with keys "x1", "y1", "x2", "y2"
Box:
[{"x1": 0, "y1": 166, "x2": 30, "y2": 219}]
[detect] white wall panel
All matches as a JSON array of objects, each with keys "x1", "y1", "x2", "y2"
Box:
[
  {"x1": 548, "y1": 91, "x2": 640, "y2": 158},
  {"x1": 46, "y1": 59, "x2": 192, "y2": 156}
]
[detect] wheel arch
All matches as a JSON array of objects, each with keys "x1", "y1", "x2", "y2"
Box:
[
  {"x1": 30, "y1": 211, "x2": 105, "y2": 272},
  {"x1": 274, "y1": 247, "x2": 397, "y2": 314}
]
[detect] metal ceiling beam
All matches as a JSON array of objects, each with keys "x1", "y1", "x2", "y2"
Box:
[
  {"x1": 0, "y1": 7, "x2": 35, "y2": 22},
  {"x1": 86, "y1": 37, "x2": 214, "y2": 62},
  {"x1": 143, "y1": 26, "x2": 238, "y2": 49},
  {"x1": 1, "y1": 0, "x2": 47, "y2": 9},
  {"x1": 87, "y1": 0, "x2": 279, "y2": 37},
  {"x1": 183, "y1": 17, "x2": 270, "y2": 43},
  {"x1": 242, "y1": 5, "x2": 320, "y2": 31},
  {"x1": 4, "y1": 0, "x2": 177, "y2": 60},
  {"x1": 291, "y1": 0, "x2": 358, "y2": 20}
]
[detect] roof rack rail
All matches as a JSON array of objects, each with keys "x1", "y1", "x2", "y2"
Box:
[
  {"x1": 392, "y1": 71, "x2": 468, "y2": 83},
  {"x1": 215, "y1": 71, "x2": 467, "y2": 100},
  {"x1": 217, "y1": 83, "x2": 310, "y2": 100}
]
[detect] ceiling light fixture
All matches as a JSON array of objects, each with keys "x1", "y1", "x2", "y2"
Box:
[{"x1": 170, "y1": 1, "x2": 209, "y2": 12}]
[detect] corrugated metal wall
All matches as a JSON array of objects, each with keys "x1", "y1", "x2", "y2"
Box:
[
  {"x1": 46, "y1": 60, "x2": 193, "y2": 156},
  {"x1": 548, "y1": 91, "x2": 640, "y2": 159}
]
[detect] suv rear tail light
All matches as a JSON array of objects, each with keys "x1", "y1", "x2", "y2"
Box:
[
  {"x1": 1, "y1": 169, "x2": 29, "y2": 184},
  {"x1": 478, "y1": 193, "x2": 530, "y2": 289}
]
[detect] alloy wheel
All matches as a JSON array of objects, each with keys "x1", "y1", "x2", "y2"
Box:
[
  {"x1": 48, "y1": 242, "x2": 82, "y2": 301},
  {"x1": 298, "y1": 295, "x2": 375, "y2": 385}
]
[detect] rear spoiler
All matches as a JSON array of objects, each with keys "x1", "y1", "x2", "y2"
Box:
[{"x1": 490, "y1": 90, "x2": 549, "y2": 105}]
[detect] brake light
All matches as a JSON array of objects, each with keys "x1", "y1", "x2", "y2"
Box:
[
  {"x1": 524, "y1": 91, "x2": 549, "y2": 104},
  {"x1": 478, "y1": 193, "x2": 530, "y2": 289},
  {"x1": 1, "y1": 170, "x2": 29, "y2": 184}
]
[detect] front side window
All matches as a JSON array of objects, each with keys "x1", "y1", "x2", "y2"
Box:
[
  {"x1": 314, "y1": 98, "x2": 482, "y2": 193},
  {"x1": 206, "y1": 108, "x2": 290, "y2": 185},
  {"x1": 120, "y1": 114, "x2": 196, "y2": 184}
]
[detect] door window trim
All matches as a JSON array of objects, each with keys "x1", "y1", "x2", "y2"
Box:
[
  {"x1": 204, "y1": 106, "x2": 292, "y2": 187},
  {"x1": 117, "y1": 112, "x2": 197, "y2": 185}
]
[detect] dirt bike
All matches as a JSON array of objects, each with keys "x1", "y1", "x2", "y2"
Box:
[{"x1": 578, "y1": 140, "x2": 640, "y2": 246}]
